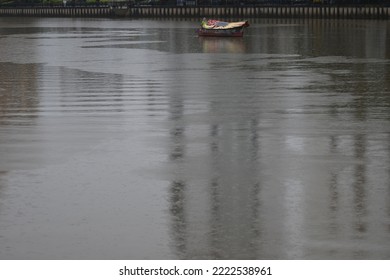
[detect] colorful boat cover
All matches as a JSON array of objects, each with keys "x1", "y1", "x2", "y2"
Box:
[{"x1": 201, "y1": 19, "x2": 250, "y2": 30}]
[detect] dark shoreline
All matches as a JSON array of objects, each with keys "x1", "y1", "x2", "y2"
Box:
[{"x1": 1, "y1": 5, "x2": 390, "y2": 19}]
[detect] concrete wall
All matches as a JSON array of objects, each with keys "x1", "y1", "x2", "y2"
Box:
[
  {"x1": 0, "y1": 7, "x2": 113, "y2": 17},
  {"x1": 126, "y1": 6, "x2": 390, "y2": 19},
  {"x1": 1, "y1": 6, "x2": 389, "y2": 19}
]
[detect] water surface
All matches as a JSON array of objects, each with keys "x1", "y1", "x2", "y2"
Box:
[{"x1": 1, "y1": 17, "x2": 390, "y2": 259}]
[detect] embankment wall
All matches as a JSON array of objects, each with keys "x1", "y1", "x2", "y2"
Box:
[{"x1": 1, "y1": 6, "x2": 389, "y2": 19}]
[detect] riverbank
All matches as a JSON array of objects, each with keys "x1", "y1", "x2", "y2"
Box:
[
  {"x1": 0, "y1": 5, "x2": 390, "y2": 19},
  {"x1": 0, "y1": 6, "x2": 112, "y2": 17}
]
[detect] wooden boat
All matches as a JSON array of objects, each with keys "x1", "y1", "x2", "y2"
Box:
[{"x1": 198, "y1": 19, "x2": 250, "y2": 37}]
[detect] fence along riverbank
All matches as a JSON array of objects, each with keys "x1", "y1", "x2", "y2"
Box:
[{"x1": 1, "y1": 6, "x2": 390, "y2": 19}]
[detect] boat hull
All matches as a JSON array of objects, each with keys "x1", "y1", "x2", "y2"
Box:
[{"x1": 197, "y1": 27, "x2": 245, "y2": 37}]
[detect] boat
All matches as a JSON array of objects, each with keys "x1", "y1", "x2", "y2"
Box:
[{"x1": 197, "y1": 19, "x2": 250, "y2": 37}]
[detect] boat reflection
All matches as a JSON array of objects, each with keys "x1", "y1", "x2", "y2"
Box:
[{"x1": 199, "y1": 37, "x2": 246, "y2": 53}]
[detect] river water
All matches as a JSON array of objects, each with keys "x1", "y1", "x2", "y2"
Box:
[{"x1": 0, "y1": 17, "x2": 390, "y2": 259}]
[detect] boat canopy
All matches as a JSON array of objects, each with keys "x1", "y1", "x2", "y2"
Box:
[{"x1": 201, "y1": 19, "x2": 250, "y2": 30}]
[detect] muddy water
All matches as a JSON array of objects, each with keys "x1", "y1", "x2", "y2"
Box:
[{"x1": 0, "y1": 17, "x2": 390, "y2": 259}]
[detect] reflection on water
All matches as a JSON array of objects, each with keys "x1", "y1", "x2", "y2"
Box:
[
  {"x1": 0, "y1": 63, "x2": 39, "y2": 126},
  {"x1": 0, "y1": 17, "x2": 390, "y2": 259},
  {"x1": 200, "y1": 37, "x2": 247, "y2": 53}
]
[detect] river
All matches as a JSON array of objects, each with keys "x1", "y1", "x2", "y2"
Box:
[{"x1": 0, "y1": 17, "x2": 390, "y2": 259}]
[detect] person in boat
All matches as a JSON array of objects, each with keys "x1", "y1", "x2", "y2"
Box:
[{"x1": 201, "y1": 18, "x2": 207, "y2": 29}]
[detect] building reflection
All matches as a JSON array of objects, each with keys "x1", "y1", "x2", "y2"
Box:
[
  {"x1": 0, "y1": 63, "x2": 39, "y2": 126},
  {"x1": 246, "y1": 18, "x2": 390, "y2": 59},
  {"x1": 166, "y1": 62, "x2": 188, "y2": 258},
  {"x1": 165, "y1": 49, "x2": 264, "y2": 258},
  {"x1": 163, "y1": 22, "x2": 390, "y2": 257},
  {"x1": 0, "y1": 62, "x2": 40, "y2": 217},
  {"x1": 167, "y1": 119, "x2": 263, "y2": 259},
  {"x1": 205, "y1": 121, "x2": 262, "y2": 259},
  {"x1": 169, "y1": 180, "x2": 187, "y2": 257},
  {"x1": 0, "y1": 171, "x2": 6, "y2": 203},
  {"x1": 0, "y1": 63, "x2": 40, "y2": 172}
]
